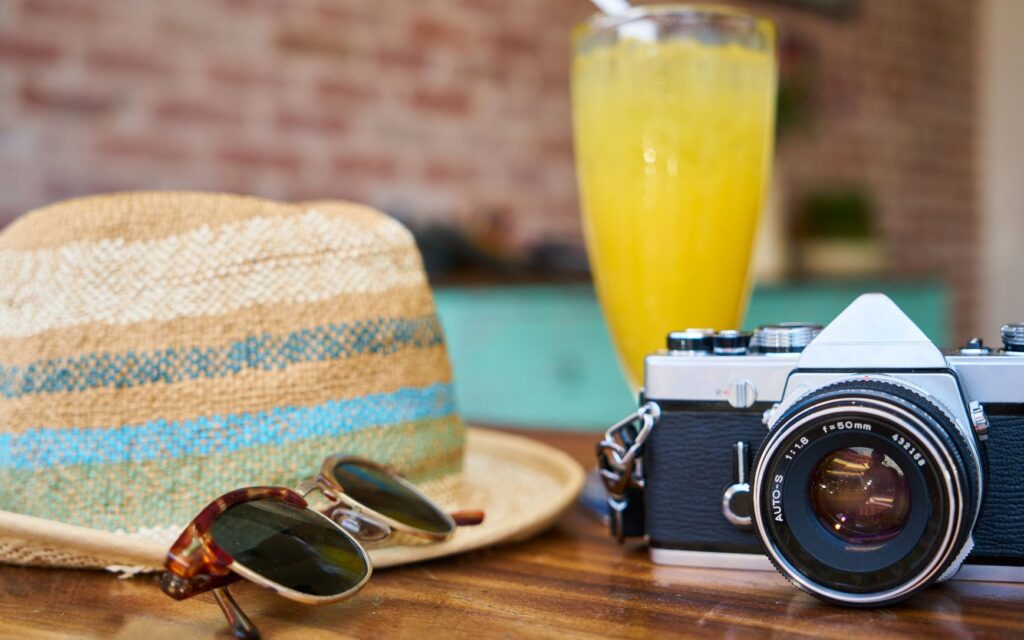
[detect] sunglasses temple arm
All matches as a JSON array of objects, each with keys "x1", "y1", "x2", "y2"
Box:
[{"x1": 213, "y1": 587, "x2": 261, "y2": 640}]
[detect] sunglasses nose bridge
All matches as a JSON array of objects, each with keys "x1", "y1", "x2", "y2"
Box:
[
  {"x1": 294, "y1": 478, "x2": 330, "y2": 500},
  {"x1": 328, "y1": 507, "x2": 393, "y2": 542}
]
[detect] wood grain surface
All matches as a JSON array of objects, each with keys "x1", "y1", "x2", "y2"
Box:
[{"x1": 1, "y1": 430, "x2": 1022, "y2": 639}]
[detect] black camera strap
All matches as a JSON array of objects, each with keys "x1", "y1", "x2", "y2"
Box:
[{"x1": 595, "y1": 402, "x2": 660, "y2": 541}]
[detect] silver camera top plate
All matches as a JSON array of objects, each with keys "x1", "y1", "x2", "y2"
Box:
[{"x1": 645, "y1": 293, "x2": 1024, "y2": 406}]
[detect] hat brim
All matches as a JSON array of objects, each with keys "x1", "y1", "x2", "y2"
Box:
[
  {"x1": 372, "y1": 427, "x2": 585, "y2": 568},
  {"x1": 0, "y1": 428, "x2": 585, "y2": 572}
]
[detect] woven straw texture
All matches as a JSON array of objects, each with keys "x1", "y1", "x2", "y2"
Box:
[{"x1": 0, "y1": 191, "x2": 465, "y2": 568}]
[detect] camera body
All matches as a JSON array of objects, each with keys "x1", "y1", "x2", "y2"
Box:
[{"x1": 641, "y1": 294, "x2": 1024, "y2": 606}]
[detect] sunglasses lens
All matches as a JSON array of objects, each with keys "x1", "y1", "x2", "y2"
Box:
[
  {"x1": 211, "y1": 499, "x2": 369, "y2": 597},
  {"x1": 333, "y1": 460, "x2": 454, "y2": 535}
]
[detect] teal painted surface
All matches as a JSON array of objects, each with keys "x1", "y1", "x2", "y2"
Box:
[
  {"x1": 746, "y1": 281, "x2": 949, "y2": 348},
  {"x1": 434, "y1": 286, "x2": 636, "y2": 430},
  {"x1": 434, "y1": 281, "x2": 948, "y2": 431}
]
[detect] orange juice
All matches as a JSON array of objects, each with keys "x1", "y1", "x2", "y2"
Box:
[{"x1": 572, "y1": 19, "x2": 776, "y2": 386}]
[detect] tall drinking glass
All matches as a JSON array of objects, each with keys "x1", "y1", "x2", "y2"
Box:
[{"x1": 572, "y1": 6, "x2": 777, "y2": 387}]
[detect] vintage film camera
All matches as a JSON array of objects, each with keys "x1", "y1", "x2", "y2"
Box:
[{"x1": 598, "y1": 294, "x2": 1024, "y2": 606}]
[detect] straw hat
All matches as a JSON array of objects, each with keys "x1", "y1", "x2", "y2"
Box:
[{"x1": 0, "y1": 192, "x2": 584, "y2": 572}]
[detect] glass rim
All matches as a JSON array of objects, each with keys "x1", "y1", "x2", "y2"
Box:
[{"x1": 576, "y1": 3, "x2": 775, "y2": 39}]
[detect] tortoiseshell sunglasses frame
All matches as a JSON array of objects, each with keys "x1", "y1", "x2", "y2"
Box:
[
  {"x1": 160, "y1": 456, "x2": 477, "y2": 598},
  {"x1": 159, "y1": 485, "x2": 372, "y2": 606}
]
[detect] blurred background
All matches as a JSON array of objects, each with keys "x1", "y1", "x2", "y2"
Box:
[{"x1": 0, "y1": 0, "x2": 1021, "y2": 429}]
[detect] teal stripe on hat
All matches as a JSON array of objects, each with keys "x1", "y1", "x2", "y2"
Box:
[
  {"x1": 0, "y1": 415, "x2": 464, "y2": 532},
  {"x1": 0, "y1": 315, "x2": 443, "y2": 399},
  {"x1": 0, "y1": 383, "x2": 456, "y2": 470}
]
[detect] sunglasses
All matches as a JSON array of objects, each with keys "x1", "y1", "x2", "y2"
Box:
[{"x1": 160, "y1": 455, "x2": 483, "y2": 639}]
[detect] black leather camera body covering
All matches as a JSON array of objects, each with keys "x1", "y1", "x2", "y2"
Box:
[
  {"x1": 643, "y1": 399, "x2": 1024, "y2": 565},
  {"x1": 972, "y1": 410, "x2": 1024, "y2": 562},
  {"x1": 643, "y1": 401, "x2": 767, "y2": 554}
]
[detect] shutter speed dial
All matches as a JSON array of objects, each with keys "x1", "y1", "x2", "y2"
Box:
[
  {"x1": 752, "y1": 323, "x2": 822, "y2": 353},
  {"x1": 1002, "y1": 323, "x2": 1024, "y2": 353}
]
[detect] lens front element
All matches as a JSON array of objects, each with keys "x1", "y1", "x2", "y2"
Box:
[{"x1": 809, "y1": 447, "x2": 911, "y2": 545}]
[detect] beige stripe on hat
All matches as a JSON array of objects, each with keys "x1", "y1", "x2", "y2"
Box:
[{"x1": 0, "y1": 209, "x2": 425, "y2": 336}]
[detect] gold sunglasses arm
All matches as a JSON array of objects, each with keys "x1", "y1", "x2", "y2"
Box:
[{"x1": 213, "y1": 587, "x2": 261, "y2": 640}]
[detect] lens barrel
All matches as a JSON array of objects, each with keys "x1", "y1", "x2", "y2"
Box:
[{"x1": 751, "y1": 378, "x2": 982, "y2": 606}]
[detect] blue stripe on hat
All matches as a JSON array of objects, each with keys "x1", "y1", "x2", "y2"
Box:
[{"x1": 0, "y1": 382, "x2": 455, "y2": 469}]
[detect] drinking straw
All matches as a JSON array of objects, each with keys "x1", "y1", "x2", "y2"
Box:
[
  {"x1": 590, "y1": 0, "x2": 653, "y2": 41},
  {"x1": 591, "y1": 0, "x2": 632, "y2": 16}
]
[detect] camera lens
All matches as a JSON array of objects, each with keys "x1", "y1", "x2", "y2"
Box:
[
  {"x1": 751, "y1": 377, "x2": 982, "y2": 607},
  {"x1": 809, "y1": 447, "x2": 911, "y2": 545}
]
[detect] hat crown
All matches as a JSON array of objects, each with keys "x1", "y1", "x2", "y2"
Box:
[{"x1": 0, "y1": 192, "x2": 462, "y2": 559}]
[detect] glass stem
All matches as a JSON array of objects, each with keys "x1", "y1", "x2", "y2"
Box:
[{"x1": 212, "y1": 587, "x2": 261, "y2": 640}]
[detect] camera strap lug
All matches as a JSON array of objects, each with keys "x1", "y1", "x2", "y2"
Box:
[{"x1": 596, "y1": 401, "x2": 660, "y2": 542}]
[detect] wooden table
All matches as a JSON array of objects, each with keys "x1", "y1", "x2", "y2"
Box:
[{"x1": 1, "y1": 430, "x2": 1022, "y2": 639}]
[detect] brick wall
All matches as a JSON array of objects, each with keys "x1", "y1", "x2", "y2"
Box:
[
  {"x1": 740, "y1": 0, "x2": 979, "y2": 340},
  {"x1": 0, "y1": 0, "x2": 979, "y2": 338},
  {"x1": 0, "y1": 0, "x2": 589, "y2": 246}
]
